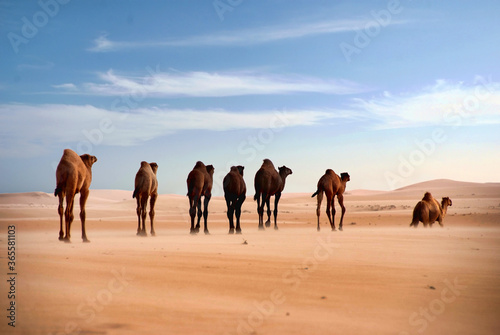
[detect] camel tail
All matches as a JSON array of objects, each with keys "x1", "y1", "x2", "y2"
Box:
[
  {"x1": 311, "y1": 190, "x2": 319, "y2": 198},
  {"x1": 54, "y1": 187, "x2": 62, "y2": 197},
  {"x1": 132, "y1": 188, "x2": 138, "y2": 199}
]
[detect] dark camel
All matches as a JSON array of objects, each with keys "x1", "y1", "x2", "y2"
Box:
[
  {"x1": 253, "y1": 159, "x2": 292, "y2": 230},
  {"x1": 187, "y1": 161, "x2": 214, "y2": 234},
  {"x1": 223, "y1": 165, "x2": 246, "y2": 234},
  {"x1": 133, "y1": 161, "x2": 158, "y2": 236},
  {"x1": 410, "y1": 192, "x2": 452, "y2": 228},
  {"x1": 54, "y1": 149, "x2": 97, "y2": 242},
  {"x1": 311, "y1": 169, "x2": 350, "y2": 231}
]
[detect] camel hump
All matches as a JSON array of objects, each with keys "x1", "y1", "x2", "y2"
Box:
[
  {"x1": 422, "y1": 192, "x2": 433, "y2": 201},
  {"x1": 140, "y1": 161, "x2": 149, "y2": 168},
  {"x1": 194, "y1": 161, "x2": 205, "y2": 169},
  {"x1": 325, "y1": 169, "x2": 335, "y2": 175},
  {"x1": 261, "y1": 159, "x2": 275, "y2": 169}
]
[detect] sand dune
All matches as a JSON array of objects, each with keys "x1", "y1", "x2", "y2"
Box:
[{"x1": 1, "y1": 180, "x2": 499, "y2": 334}]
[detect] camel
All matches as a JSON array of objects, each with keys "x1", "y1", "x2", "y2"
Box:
[
  {"x1": 311, "y1": 169, "x2": 350, "y2": 231},
  {"x1": 54, "y1": 149, "x2": 97, "y2": 243},
  {"x1": 223, "y1": 165, "x2": 246, "y2": 234},
  {"x1": 186, "y1": 161, "x2": 214, "y2": 234},
  {"x1": 410, "y1": 192, "x2": 452, "y2": 228},
  {"x1": 253, "y1": 159, "x2": 292, "y2": 230},
  {"x1": 133, "y1": 161, "x2": 158, "y2": 236}
]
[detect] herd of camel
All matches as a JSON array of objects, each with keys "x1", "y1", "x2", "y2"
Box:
[{"x1": 54, "y1": 149, "x2": 452, "y2": 242}]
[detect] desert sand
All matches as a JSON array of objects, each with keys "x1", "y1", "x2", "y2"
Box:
[{"x1": 1, "y1": 179, "x2": 499, "y2": 335}]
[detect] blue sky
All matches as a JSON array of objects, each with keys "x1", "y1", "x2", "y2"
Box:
[{"x1": 1, "y1": 0, "x2": 499, "y2": 196}]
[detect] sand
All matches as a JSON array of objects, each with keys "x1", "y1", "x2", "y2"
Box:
[{"x1": 1, "y1": 179, "x2": 499, "y2": 335}]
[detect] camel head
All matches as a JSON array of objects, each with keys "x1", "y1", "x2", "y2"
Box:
[
  {"x1": 206, "y1": 165, "x2": 215, "y2": 177},
  {"x1": 340, "y1": 172, "x2": 350, "y2": 182},
  {"x1": 278, "y1": 166, "x2": 292, "y2": 178},
  {"x1": 441, "y1": 197, "x2": 452, "y2": 208},
  {"x1": 236, "y1": 165, "x2": 244, "y2": 176},
  {"x1": 149, "y1": 162, "x2": 158, "y2": 174},
  {"x1": 80, "y1": 154, "x2": 97, "y2": 168}
]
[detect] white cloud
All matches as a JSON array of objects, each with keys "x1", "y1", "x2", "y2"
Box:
[
  {"x1": 88, "y1": 18, "x2": 408, "y2": 52},
  {"x1": 57, "y1": 69, "x2": 369, "y2": 97},
  {"x1": 352, "y1": 77, "x2": 500, "y2": 128},
  {"x1": 0, "y1": 103, "x2": 349, "y2": 157}
]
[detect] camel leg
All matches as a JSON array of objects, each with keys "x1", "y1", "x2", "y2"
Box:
[
  {"x1": 235, "y1": 194, "x2": 245, "y2": 234},
  {"x1": 139, "y1": 196, "x2": 148, "y2": 236},
  {"x1": 331, "y1": 198, "x2": 337, "y2": 231},
  {"x1": 325, "y1": 194, "x2": 336, "y2": 231},
  {"x1": 316, "y1": 191, "x2": 323, "y2": 231},
  {"x1": 136, "y1": 195, "x2": 142, "y2": 235},
  {"x1": 338, "y1": 194, "x2": 346, "y2": 232},
  {"x1": 195, "y1": 197, "x2": 202, "y2": 233},
  {"x1": 203, "y1": 194, "x2": 211, "y2": 235},
  {"x1": 265, "y1": 196, "x2": 271, "y2": 228},
  {"x1": 58, "y1": 192, "x2": 65, "y2": 240},
  {"x1": 64, "y1": 192, "x2": 75, "y2": 242},
  {"x1": 79, "y1": 190, "x2": 90, "y2": 243},
  {"x1": 226, "y1": 195, "x2": 235, "y2": 234},
  {"x1": 149, "y1": 193, "x2": 157, "y2": 236},
  {"x1": 189, "y1": 194, "x2": 198, "y2": 234},
  {"x1": 273, "y1": 192, "x2": 281, "y2": 230},
  {"x1": 257, "y1": 193, "x2": 265, "y2": 230}
]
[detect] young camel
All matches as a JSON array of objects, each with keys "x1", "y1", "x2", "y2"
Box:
[
  {"x1": 223, "y1": 165, "x2": 246, "y2": 234},
  {"x1": 410, "y1": 192, "x2": 452, "y2": 228},
  {"x1": 254, "y1": 159, "x2": 292, "y2": 230},
  {"x1": 187, "y1": 161, "x2": 214, "y2": 234},
  {"x1": 133, "y1": 161, "x2": 158, "y2": 236},
  {"x1": 311, "y1": 169, "x2": 350, "y2": 231},
  {"x1": 54, "y1": 149, "x2": 97, "y2": 242}
]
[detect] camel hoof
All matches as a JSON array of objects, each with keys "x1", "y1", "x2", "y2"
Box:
[
  {"x1": 265, "y1": 221, "x2": 271, "y2": 228},
  {"x1": 339, "y1": 227, "x2": 343, "y2": 232},
  {"x1": 190, "y1": 229, "x2": 197, "y2": 235},
  {"x1": 228, "y1": 229, "x2": 235, "y2": 234},
  {"x1": 204, "y1": 230, "x2": 210, "y2": 235},
  {"x1": 317, "y1": 227, "x2": 320, "y2": 232},
  {"x1": 64, "y1": 238, "x2": 71, "y2": 243},
  {"x1": 236, "y1": 229, "x2": 242, "y2": 234},
  {"x1": 151, "y1": 232, "x2": 156, "y2": 236},
  {"x1": 82, "y1": 238, "x2": 90, "y2": 243},
  {"x1": 258, "y1": 226, "x2": 265, "y2": 231},
  {"x1": 331, "y1": 228, "x2": 337, "y2": 232},
  {"x1": 274, "y1": 226, "x2": 279, "y2": 230},
  {"x1": 58, "y1": 236, "x2": 64, "y2": 241}
]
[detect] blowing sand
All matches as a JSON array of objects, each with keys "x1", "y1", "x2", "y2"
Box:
[{"x1": 1, "y1": 180, "x2": 499, "y2": 335}]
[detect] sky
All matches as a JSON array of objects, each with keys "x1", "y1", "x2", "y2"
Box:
[{"x1": 1, "y1": 0, "x2": 500, "y2": 196}]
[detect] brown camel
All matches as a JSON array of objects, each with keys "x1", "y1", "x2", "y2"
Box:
[
  {"x1": 253, "y1": 159, "x2": 292, "y2": 230},
  {"x1": 311, "y1": 169, "x2": 350, "y2": 231},
  {"x1": 223, "y1": 165, "x2": 246, "y2": 234},
  {"x1": 133, "y1": 161, "x2": 158, "y2": 236},
  {"x1": 410, "y1": 192, "x2": 452, "y2": 228},
  {"x1": 54, "y1": 149, "x2": 97, "y2": 242},
  {"x1": 186, "y1": 161, "x2": 214, "y2": 234}
]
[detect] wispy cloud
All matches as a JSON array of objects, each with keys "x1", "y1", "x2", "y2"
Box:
[
  {"x1": 54, "y1": 69, "x2": 369, "y2": 97},
  {"x1": 352, "y1": 77, "x2": 500, "y2": 128},
  {"x1": 88, "y1": 18, "x2": 408, "y2": 52},
  {"x1": 0, "y1": 103, "x2": 350, "y2": 157}
]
